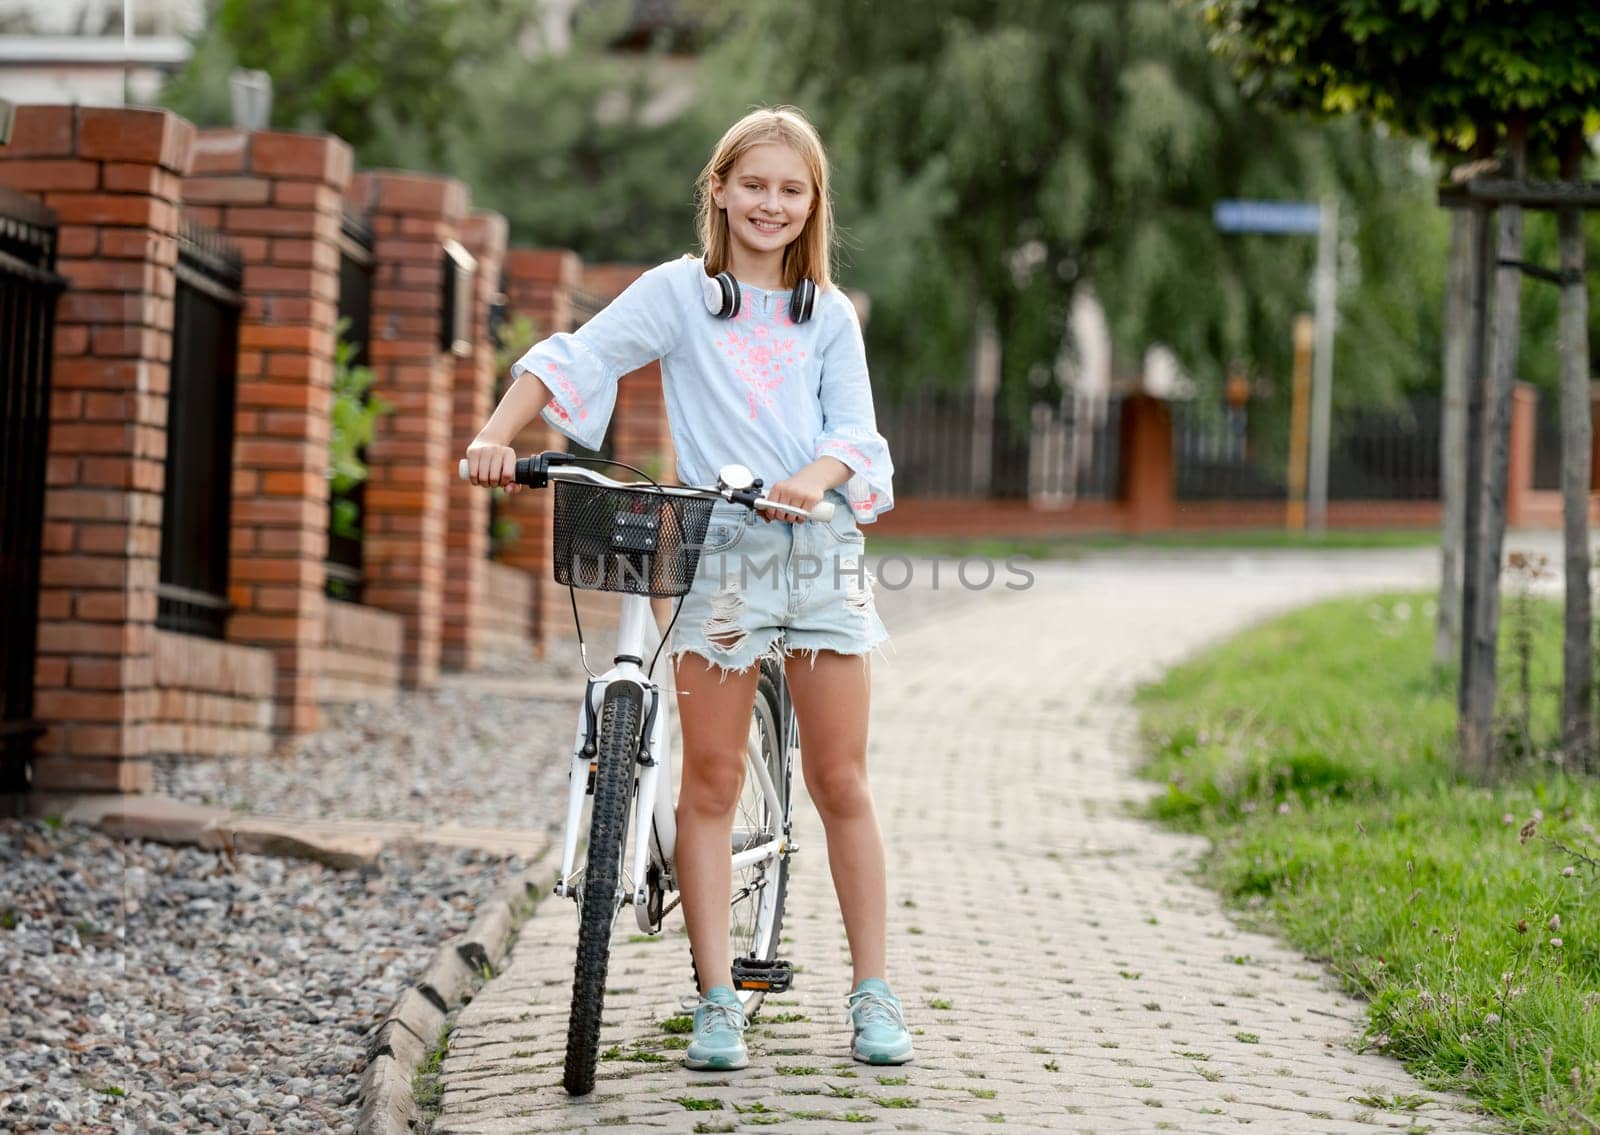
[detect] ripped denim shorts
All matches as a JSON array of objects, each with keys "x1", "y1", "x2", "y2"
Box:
[{"x1": 668, "y1": 489, "x2": 890, "y2": 676}]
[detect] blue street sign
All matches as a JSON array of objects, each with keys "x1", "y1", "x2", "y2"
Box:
[{"x1": 1212, "y1": 199, "x2": 1323, "y2": 235}]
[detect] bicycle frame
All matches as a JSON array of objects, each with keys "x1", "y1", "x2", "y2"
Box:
[{"x1": 550, "y1": 589, "x2": 789, "y2": 932}]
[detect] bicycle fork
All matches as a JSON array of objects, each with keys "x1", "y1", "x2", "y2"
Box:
[{"x1": 552, "y1": 599, "x2": 676, "y2": 921}]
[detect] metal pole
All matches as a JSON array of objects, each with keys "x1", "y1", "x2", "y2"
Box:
[
  {"x1": 1285, "y1": 314, "x2": 1314, "y2": 530},
  {"x1": 1307, "y1": 196, "x2": 1338, "y2": 532}
]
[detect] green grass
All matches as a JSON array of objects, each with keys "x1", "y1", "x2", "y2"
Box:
[
  {"x1": 411, "y1": 1024, "x2": 451, "y2": 1120},
  {"x1": 1136, "y1": 590, "x2": 1599, "y2": 1134}
]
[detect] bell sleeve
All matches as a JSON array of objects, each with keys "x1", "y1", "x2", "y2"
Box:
[
  {"x1": 812, "y1": 294, "x2": 895, "y2": 522},
  {"x1": 509, "y1": 260, "x2": 686, "y2": 452}
]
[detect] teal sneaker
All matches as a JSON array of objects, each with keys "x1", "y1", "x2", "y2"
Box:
[
  {"x1": 847, "y1": 978, "x2": 914, "y2": 1065},
  {"x1": 685, "y1": 985, "x2": 749, "y2": 1071}
]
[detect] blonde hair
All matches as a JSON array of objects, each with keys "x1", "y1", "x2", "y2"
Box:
[{"x1": 695, "y1": 105, "x2": 835, "y2": 292}]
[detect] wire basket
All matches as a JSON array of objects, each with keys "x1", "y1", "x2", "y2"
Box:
[{"x1": 551, "y1": 481, "x2": 716, "y2": 597}]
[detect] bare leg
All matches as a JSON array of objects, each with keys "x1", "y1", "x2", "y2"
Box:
[
  {"x1": 784, "y1": 651, "x2": 886, "y2": 986},
  {"x1": 673, "y1": 655, "x2": 761, "y2": 995}
]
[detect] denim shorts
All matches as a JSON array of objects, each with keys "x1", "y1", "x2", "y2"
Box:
[{"x1": 668, "y1": 490, "x2": 890, "y2": 675}]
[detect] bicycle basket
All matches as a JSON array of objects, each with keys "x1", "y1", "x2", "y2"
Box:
[{"x1": 551, "y1": 481, "x2": 716, "y2": 597}]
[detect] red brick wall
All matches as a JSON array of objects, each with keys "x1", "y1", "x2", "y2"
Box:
[
  {"x1": 479, "y1": 562, "x2": 535, "y2": 662},
  {"x1": 183, "y1": 128, "x2": 353, "y2": 735},
  {"x1": 0, "y1": 105, "x2": 197, "y2": 793},
  {"x1": 442, "y1": 209, "x2": 510, "y2": 671},
  {"x1": 347, "y1": 171, "x2": 467, "y2": 688},
  {"x1": 318, "y1": 599, "x2": 403, "y2": 704},
  {"x1": 498, "y1": 249, "x2": 575, "y2": 650},
  {"x1": 150, "y1": 630, "x2": 274, "y2": 759}
]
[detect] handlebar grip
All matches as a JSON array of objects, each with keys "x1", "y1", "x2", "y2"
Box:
[
  {"x1": 460, "y1": 456, "x2": 539, "y2": 485},
  {"x1": 810, "y1": 500, "x2": 835, "y2": 523}
]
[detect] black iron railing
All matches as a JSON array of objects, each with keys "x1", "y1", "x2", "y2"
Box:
[
  {"x1": 0, "y1": 186, "x2": 67, "y2": 796},
  {"x1": 1327, "y1": 396, "x2": 1441, "y2": 501},
  {"x1": 158, "y1": 213, "x2": 243, "y2": 639},
  {"x1": 1176, "y1": 394, "x2": 1443, "y2": 503},
  {"x1": 1533, "y1": 388, "x2": 1562, "y2": 492}
]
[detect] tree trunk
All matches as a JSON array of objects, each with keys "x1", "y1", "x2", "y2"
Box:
[
  {"x1": 1462, "y1": 121, "x2": 1526, "y2": 779},
  {"x1": 1557, "y1": 126, "x2": 1594, "y2": 770},
  {"x1": 1458, "y1": 203, "x2": 1497, "y2": 773},
  {"x1": 1435, "y1": 208, "x2": 1472, "y2": 672}
]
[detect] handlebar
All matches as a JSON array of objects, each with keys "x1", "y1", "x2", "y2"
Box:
[{"x1": 458, "y1": 453, "x2": 835, "y2": 524}]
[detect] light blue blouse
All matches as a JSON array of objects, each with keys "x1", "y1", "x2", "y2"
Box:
[{"x1": 508, "y1": 255, "x2": 894, "y2": 523}]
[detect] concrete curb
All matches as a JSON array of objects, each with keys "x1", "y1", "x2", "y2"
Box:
[
  {"x1": 355, "y1": 859, "x2": 548, "y2": 1135},
  {"x1": 45, "y1": 793, "x2": 544, "y2": 865}
]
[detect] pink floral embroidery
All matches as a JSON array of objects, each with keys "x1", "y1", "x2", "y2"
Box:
[
  {"x1": 715, "y1": 310, "x2": 806, "y2": 420},
  {"x1": 851, "y1": 491, "x2": 882, "y2": 518},
  {"x1": 545, "y1": 397, "x2": 572, "y2": 423},
  {"x1": 819, "y1": 439, "x2": 874, "y2": 470},
  {"x1": 543, "y1": 362, "x2": 588, "y2": 421}
]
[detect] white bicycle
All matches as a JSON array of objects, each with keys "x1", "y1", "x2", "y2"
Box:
[{"x1": 458, "y1": 451, "x2": 833, "y2": 1096}]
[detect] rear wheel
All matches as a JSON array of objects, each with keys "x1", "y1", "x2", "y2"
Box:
[{"x1": 563, "y1": 681, "x2": 642, "y2": 1096}]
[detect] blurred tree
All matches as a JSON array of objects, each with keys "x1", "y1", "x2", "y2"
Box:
[
  {"x1": 726, "y1": 0, "x2": 1449, "y2": 419},
  {"x1": 162, "y1": 0, "x2": 747, "y2": 254},
  {"x1": 1199, "y1": 0, "x2": 1600, "y2": 780},
  {"x1": 161, "y1": 0, "x2": 518, "y2": 166}
]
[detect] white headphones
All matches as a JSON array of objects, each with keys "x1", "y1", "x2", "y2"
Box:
[{"x1": 701, "y1": 271, "x2": 817, "y2": 324}]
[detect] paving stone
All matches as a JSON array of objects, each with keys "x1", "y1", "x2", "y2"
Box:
[{"x1": 433, "y1": 551, "x2": 1502, "y2": 1132}]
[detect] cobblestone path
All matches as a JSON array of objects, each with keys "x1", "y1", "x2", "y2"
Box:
[{"x1": 433, "y1": 551, "x2": 1497, "y2": 1134}]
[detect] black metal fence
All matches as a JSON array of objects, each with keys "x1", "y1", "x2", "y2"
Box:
[
  {"x1": 1328, "y1": 396, "x2": 1441, "y2": 500},
  {"x1": 1533, "y1": 388, "x2": 1562, "y2": 492},
  {"x1": 327, "y1": 207, "x2": 375, "y2": 603},
  {"x1": 1174, "y1": 401, "x2": 1284, "y2": 500},
  {"x1": 0, "y1": 187, "x2": 66, "y2": 796},
  {"x1": 1175, "y1": 395, "x2": 1443, "y2": 502},
  {"x1": 873, "y1": 386, "x2": 1122, "y2": 500},
  {"x1": 157, "y1": 214, "x2": 243, "y2": 639}
]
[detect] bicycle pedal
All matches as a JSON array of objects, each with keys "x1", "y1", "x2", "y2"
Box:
[{"x1": 731, "y1": 957, "x2": 793, "y2": 993}]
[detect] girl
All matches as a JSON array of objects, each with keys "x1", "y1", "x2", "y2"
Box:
[{"x1": 463, "y1": 106, "x2": 910, "y2": 1072}]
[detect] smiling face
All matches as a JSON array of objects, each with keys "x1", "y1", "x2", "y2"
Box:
[{"x1": 710, "y1": 142, "x2": 816, "y2": 277}]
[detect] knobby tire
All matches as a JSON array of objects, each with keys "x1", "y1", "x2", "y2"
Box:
[{"x1": 563, "y1": 681, "x2": 643, "y2": 1096}]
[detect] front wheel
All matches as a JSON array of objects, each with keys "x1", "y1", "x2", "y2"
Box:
[{"x1": 563, "y1": 680, "x2": 642, "y2": 1097}]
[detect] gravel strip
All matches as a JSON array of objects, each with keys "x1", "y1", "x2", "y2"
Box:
[
  {"x1": 0, "y1": 818, "x2": 532, "y2": 1133},
  {"x1": 151, "y1": 664, "x2": 585, "y2": 831},
  {"x1": 5, "y1": 650, "x2": 595, "y2": 1133}
]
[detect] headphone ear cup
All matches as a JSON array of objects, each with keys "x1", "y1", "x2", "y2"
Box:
[
  {"x1": 789, "y1": 277, "x2": 816, "y2": 324},
  {"x1": 702, "y1": 271, "x2": 741, "y2": 318}
]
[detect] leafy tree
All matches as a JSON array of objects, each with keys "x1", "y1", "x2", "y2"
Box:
[
  {"x1": 718, "y1": 0, "x2": 1449, "y2": 426},
  {"x1": 1197, "y1": 1, "x2": 1600, "y2": 778},
  {"x1": 162, "y1": 0, "x2": 519, "y2": 166}
]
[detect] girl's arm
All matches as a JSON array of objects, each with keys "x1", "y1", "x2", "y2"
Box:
[
  {"x1": 806, "y1": 294, "x2": 895, "y2": 523},
  {"x1": 465, "y1": 259, "x2": 688, "y2": 490},
  {"x1": 464, "y1": 372, "x2": 552, "y2": 492}
]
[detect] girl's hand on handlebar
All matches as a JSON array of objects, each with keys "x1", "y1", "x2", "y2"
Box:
[
  {"x1": 464, "y1": 439, "x2": 523, "y2": 493},
  {"x1": 760, "y1": 471, "x2": 828, "y2": 524}
]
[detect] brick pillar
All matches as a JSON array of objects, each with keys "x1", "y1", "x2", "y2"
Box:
[
  {"x1": 442, "y1": 209, "x2": 508, "y2": 672},
  {"x1": 586, "y1": 263, "x2": 676, "y2": 476},
  {"x1": 1119, "y1": 393, "x2": 1176, "y2": 533},
  {"x1": 0, "y1": 105, "x2": 195, "y2": 792},
  {"x1": 1507, "y1": 381, "x2": 1536, "y2": 529},
  {"x1": 182, "y1": 128, "x2": 353, "y2": 734},
  {"x1": 348, "y1": 171, "x2": 468, "y2": 688},
  {"x1": 499, "y1": 248, "x2": 576, "y2": 651}
]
